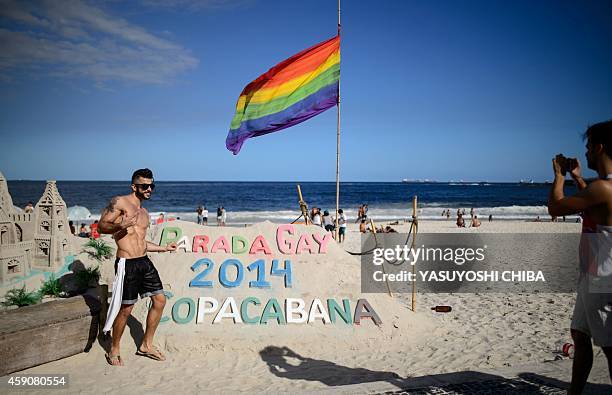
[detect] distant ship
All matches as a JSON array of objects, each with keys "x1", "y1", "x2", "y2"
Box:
[
  {"x1": 402, "y1": 179, "x2": 435, "y2": 183},
  {"x1": 401, "y1": 179, "x2": 491, "y2": 185},
  {"x1": 519, "y1": 179, "x2": 534, "y2": 184}
]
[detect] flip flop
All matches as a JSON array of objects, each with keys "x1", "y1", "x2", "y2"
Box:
[
  {"x1": 105, "y1": 353, "x2": 123, "y2": 366},
  {"x1": 136, "y1": 347, "x2": 165, "y2": 361}
]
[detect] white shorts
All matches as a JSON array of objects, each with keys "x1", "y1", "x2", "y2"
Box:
[{"x1": 571, "y1": 277, "x2": 612, "y2": 347}]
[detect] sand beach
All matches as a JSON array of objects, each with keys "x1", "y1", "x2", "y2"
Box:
[
  {"x1": 6, "y1": 218, "x2": 609, "y2": 393},
  {"x1": 2, "y1": 0, "x2": 612, "y2": 392}
]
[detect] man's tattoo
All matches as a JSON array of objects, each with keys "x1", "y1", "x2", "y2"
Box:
[
  {"x1": 106, "y1": 197, "x2": 119, "y2": 212},
  {"x1": 101, "y1": 196, "x2": 119, "y2": 218}
]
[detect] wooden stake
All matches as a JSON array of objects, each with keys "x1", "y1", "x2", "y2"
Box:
[
  {"x1": 411, "y1": 195, "x2": 418, "y2": 311},
  {"x1": 370, "y1": 218, "x2": 392, "y2": 297},
  {"x1": 297, "y1": 184, "x2": 309, "y2": 225}
]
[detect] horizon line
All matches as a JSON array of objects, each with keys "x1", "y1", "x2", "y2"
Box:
[{"x1": 6, "y1": 179, "x2": 555, "y2": 184}]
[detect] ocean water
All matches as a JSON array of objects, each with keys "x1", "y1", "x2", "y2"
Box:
[{"x1": 6, "y1": 181, "x2": 575, "y2": 224}]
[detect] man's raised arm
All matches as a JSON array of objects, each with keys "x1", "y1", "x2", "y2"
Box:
[
  {"x1": 98, "y1": 197, "x2": 136, "y2": 234},
  {"x1": 568, "y1": 158, "x2": 588, "y2": 191},
  {"x1": 548, "y1": 162, "x2": 606, "y2": 217}
]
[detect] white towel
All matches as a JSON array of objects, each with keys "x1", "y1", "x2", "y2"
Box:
[{"x1": 103, "y1": 258, "x2": 126, "y2": 334}]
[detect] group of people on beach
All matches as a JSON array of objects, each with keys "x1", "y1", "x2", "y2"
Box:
[
  {"x1": 195, "y1": 205, "x2": 226, "y2": 226},
  {"x1": 309, "y1": 207, "x2": 347, "y2": 243},
  {"x1": 196, "y1": 205, "x2": 208, "y2": 225},
  {"x1": 74, "y1": 220, "x2": 100, "y2": 239},
  {"x1": 355, "y1": 204, "x2": 371, "y2": 233},
  {"x1": 440, "y1": 208, "x2": 482, "y2": 228}
]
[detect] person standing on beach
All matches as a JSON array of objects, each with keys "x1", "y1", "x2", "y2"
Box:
[
  {"x1": 90, "y1": 220, "x2": 100, "y2": 239},
  {"x1": 196, "y1": 205, "x2": 203, "y2": 225},
  {"x1": 547, "y1": 120, "x2": 612, "y2": 394},
  {"x1": 312, "y1": 208, "x2": 322, "y2": 227},
  {"x1": 202, "y1": 206, "x2": 208, "y2": 225},
  {"x1": 355, "y1": 204, "x2": 364, "y2": 223},
  {"x1": 359, "y1": 218, "x2": 368, "y2": 233},
  {"x1": 24, "y1": 201, "x2": 34, "y2": 213},
  {"x1": 322, "y1": 210, "x2": 334, "y2": 232},
  {"x1": 220, "y1": 206, "x2": 227, "y2": 226},
  {"x1": 216, "y1": 206, "x2": 222, "y2": 226},
  {"x1": 98, "y1": 168, "x2": 177, "y2": 366},
  {"x1": 337, "y1": 209, "x2": 347, "y2": 243}
]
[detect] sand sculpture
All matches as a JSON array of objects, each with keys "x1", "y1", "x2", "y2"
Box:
[
  {"x1": 92, "y1": 219, "x2": 436, "y2": 354},
  {"x1": 0, "y1": 171, "x2": 72, "y2": 285}
]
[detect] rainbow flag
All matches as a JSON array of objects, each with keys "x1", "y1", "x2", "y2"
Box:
[{"x1": 226, "y1": 36, "x2": 340, "y2": 154}]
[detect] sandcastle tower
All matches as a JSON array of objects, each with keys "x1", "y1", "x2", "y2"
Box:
[
  {"x1": 0, "y1": 206, "x2": 19, "y2": 247},
  {"x1": 0, "y1": 171, "x2": 15, "y2": 215},
  {"x1": 32, "y1": 181, "x2": 72, "y2": 270},
  {"x1": 0, "y1": 171, "x2": 34, "y2": 283},
  {"x1": 0, "y1": 172, "x2": 18, "y2": 246},
  {"x1": 0, "y1": 203, "x2": 29, "y2": 282}
]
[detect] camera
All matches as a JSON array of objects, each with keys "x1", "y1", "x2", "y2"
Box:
[{"x1": 555, "y1": 154, "x2": 577, "y2": 175}]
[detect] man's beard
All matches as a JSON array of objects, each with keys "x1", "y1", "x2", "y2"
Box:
[{"x1": 136, "y1": 191, "x2": 151, "y2": 200}]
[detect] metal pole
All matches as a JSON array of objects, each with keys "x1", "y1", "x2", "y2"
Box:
[{"x1": 334, "y1": 0, "x2": 341, "y2": 240}]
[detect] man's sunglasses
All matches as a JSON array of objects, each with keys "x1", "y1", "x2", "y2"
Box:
[{"x1": 134, "y1": 183, "x2": 155, "y2": 191}]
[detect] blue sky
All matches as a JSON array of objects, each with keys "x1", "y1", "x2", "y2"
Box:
[{"x1": 0, "y1": 0, "x2": 611, "y2": 182}]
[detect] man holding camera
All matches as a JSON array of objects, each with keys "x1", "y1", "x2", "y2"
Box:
[{"x1": 548, "y1": 120, "x2": 612, "y2": 394}]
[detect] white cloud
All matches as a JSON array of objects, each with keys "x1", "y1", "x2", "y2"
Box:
[
  {"x1": 0, "y1": 0, "x2": 198, "y2": 84},
  {"x1": 139, "y1": 0, "x2": 250, "y2": 11}
]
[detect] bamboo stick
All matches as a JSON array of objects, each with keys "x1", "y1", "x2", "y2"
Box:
[
  {"x1": 297, "y1": 184, "x2": 309, "y2": 225},
  {"x1": 411, "y1": 195, "x2": 418, "y2": 311}
]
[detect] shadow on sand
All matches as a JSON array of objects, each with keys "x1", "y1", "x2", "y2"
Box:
[
  {"x1": 259, "y1": 345, "x2": 401, "y2": 386},
  {"x1": 259, "y1": 346, "x2": 612, "y2": 394}
]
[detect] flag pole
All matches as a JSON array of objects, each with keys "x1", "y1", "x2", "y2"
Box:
[{"x1": 334, "y1": 0, "x2": 341, "y2": 240}]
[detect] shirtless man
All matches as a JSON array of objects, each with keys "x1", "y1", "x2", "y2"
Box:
[
  {"x1": 547, "y1": 120, "x2": 612, "y2": 394},
  {"x1": 99, "y1": 168, "x2": 177, "y2": 366}
]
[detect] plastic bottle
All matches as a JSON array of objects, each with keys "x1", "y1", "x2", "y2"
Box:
[{"x1": 431, "y1": 305, "x2": 452, "y2": 313}]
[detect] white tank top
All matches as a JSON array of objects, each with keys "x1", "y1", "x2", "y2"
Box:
[{"x1": 579, "y1": 174, "x2": 612, "y2": 276}]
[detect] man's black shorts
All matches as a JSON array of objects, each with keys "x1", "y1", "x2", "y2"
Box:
[{"x1": 115, "y1": 256, "x2": 164, "y2": 304}]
